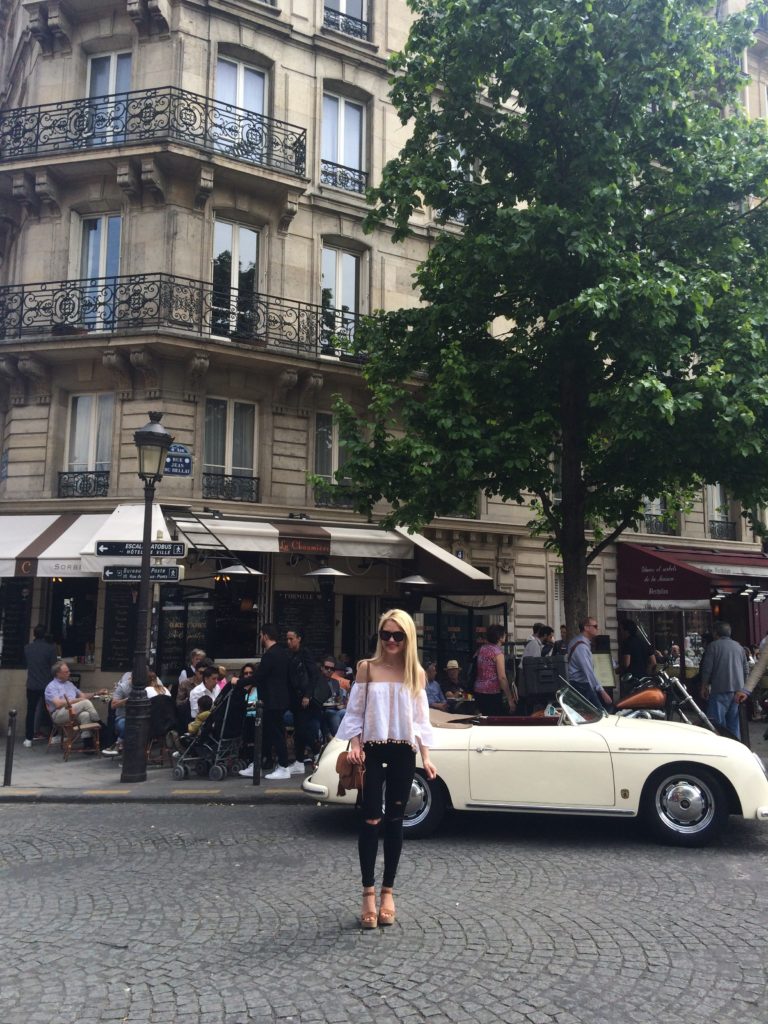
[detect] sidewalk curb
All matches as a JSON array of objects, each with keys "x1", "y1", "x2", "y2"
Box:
[{"x1": 0, "y1": 789, "x2": 310, "y2": 806}]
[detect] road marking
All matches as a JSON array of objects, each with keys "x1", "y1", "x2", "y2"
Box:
[
  {"x1": 3, "y1": 789, "x2": 42, "y2": 796},
  {"x1": 170, "y1": 788, "x2": 222, "y2": 795},
  {"x1": 83, "y1": 789, "x2": 129, "y2": 796}
]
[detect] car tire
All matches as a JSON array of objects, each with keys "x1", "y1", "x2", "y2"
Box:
[
  {"x1": 641, "y1": 764, "x2": 729, "y2": 846},
  {"x1": 402, "y1": 770, "x2": 447, "y2": 839}
]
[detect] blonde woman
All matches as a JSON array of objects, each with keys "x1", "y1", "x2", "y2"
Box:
[{"x1": 337, "y1": 608, "x2": 437, "y2": 929}]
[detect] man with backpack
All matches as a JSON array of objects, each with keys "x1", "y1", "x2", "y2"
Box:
[{"x1": 286, "y1": 626, "x2": 330, "y2": 764}]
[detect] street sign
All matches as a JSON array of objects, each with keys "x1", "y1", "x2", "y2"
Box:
[
  {"x1": 95, "y1": 541, "x2": 187, "y2": 557},
  {"x1": 164, "y1": 443, "x2": 192, "y2": 476},
  {"x1": 102, "y1": 565, "x2": 183, "y2": 583}
]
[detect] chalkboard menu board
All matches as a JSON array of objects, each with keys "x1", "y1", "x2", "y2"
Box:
[
  {"x1": 274, "y1": 590, "x2": 332, "y2": 656},
  {"x1": 156, "y1": 591, "x2": 214, "y2": 681},
  {"x1": 0, "y1": 579, "x2": 32, "y2": 668},
  {"x1": 101, "y1": 584, "x2": 139, "y2": 672}
]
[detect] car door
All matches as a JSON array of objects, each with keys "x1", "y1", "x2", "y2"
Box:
[{"x1": 468, "y1": 723, "x2": 616, "y2": 807}]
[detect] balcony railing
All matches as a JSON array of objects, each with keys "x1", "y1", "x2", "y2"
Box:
[
  {"x1": 323, "y1": 6, "x2": 370, "y2": 40},
  {"x1": 0, "y1": 87, "x2": 307, "y2": 176},
  {"x1": 320, "y1": 159, "x2": 367, "y2": 193},
  {"x1": 58, "y1": 470, "x2": 110, "y2": 498},
  {"x1": 644, "y1": 513, "x2": 679, "y2": 536},
  {"x1": 0, "y1": 273, "x2": 360, "y2": 359},
  {"x1": 314, "y1": 483, "x2": 355, "y2": 509},
  {"x1": 709, "y1": 519, "x2": 737, "y2": 541},
  {"x1": 202, "y1": 473, "x2": 260, "y2": 503}
]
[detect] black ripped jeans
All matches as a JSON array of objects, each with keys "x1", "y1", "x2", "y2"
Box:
[{"x1": 358, "y1": 741, "x2": 416, "y2": 889}]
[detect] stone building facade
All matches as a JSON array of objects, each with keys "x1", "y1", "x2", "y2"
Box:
[{"x1": 0, "y1": 0, "x2": 765, "y2": 721}]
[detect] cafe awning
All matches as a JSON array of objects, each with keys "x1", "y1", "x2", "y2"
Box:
[
  {"x1": 79, "y1": 503, "x2": 173, "y2": 573},
  {"x1": 165, "y1": 511, "x2": 496, "y2": 593},
  {"x1": 0, "y1": 511, "x2": 111, "y2": 577},
  {"x1": 617, "y1": 542, "x2": 768, "y2": 610}
]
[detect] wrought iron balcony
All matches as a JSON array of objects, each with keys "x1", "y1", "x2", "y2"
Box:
[
  {"x1": 644, "y1": 513, "x2": 679, "y2": 536},
  {"x1": 0, "y1": 272, "x2": 360, "y2": 359},
  {"x1": 314, "y1": 483, "x2": 355, "y2": 509},
  {"x1": 202, "y1": 473, "x2": 260, "y2": 503},
  {"x1": 58, "y1": 470, "x2": 110, "y2": 498},
  {"x1": 0, "y1": 86, "x2": 307, "y2": 176},
  {"x1": 323, "y1": 6, "x2": 370, "y2": 40},
  {"x1": 709, "y1": 519, "x2": 737, "y2": 541},
  {"x1": 320, "y1": 159, "x2": 367, "y2": 193}
]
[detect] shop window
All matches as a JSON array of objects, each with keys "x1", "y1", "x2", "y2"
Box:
[
  {"x1": 0, "y1": 579, "x2": 33, "y2": 668},
  {"x1": 50, "y1": 578, "x2": 97, "y2": 661},
  {"x1": 321, "y1": 93, "x2": 366, "y2": 192},
  {"x1": 211, "y1": 220, "x2": 259, "y2": 338}
]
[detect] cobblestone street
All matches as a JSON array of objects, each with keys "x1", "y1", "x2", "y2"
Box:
[{"x1": 1, "y1": 801, "x2": 766, "y2": 1024}]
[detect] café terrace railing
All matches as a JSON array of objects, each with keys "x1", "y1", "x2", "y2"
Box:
[
  {"x1": 0, "y1": 86, "x2": 307, "y2": 176},
  {"x1": 0, "y1": 273, "x2": 360, "y2": 359}
]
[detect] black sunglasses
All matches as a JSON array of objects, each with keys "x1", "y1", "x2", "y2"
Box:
[
  {"x1": 379, "y1": 629, "x2": 406, "y2": 643},
  {"x1": 322, "y1": 664, "x2": 335, "y2": 671}
]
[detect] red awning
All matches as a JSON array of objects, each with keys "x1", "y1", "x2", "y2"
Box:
[{"x1": 617, "y1": 543, "x2": 768, "y2": 610}]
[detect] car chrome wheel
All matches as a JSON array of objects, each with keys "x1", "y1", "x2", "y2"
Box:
[
  {"x1": 655, "y1": 776, "x2": 714, "y2": 833},
  {"x1": 401, "y1": 770, "x2": 446, "y2": 838},
  {"x1": 642, "y1": 765, "x2": 728, "y2": 846}
]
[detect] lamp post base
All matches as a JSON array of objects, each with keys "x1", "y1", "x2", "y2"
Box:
[{"x1": 120, "y1": 689, "x2": 152, "y2": 783}]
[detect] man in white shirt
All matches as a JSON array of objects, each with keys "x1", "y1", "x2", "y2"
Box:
[
  {"x1": 522, "y1": 623, "x2": 544, "y2": 660},
  {"x1": 189, "y1": 666, "x2": 220, "y2": 718}
]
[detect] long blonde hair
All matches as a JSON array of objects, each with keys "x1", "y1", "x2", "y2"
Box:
[{"x1": 373, "y1": 608, "x2": 423, "y2": 697}]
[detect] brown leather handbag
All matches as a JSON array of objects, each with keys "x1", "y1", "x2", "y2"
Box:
[
  {"x1": 335, "y1": 750, "x2": 365, "y2": 796},
  {"x1": 335, "y1": 681, "x2": 369, "y2": 796}
]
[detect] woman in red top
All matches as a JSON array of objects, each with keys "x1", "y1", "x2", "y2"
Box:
[{"x1": 472, "y1": 624, "x2": 516, "y2": 716}]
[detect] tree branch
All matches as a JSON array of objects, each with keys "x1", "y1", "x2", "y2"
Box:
[{"x1": 586, "y1": 515, "x2": 637, "y2": 564}]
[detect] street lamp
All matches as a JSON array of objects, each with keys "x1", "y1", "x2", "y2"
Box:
[{"x1": 121, "y1": 411, "x2": 174, "y2": 784}]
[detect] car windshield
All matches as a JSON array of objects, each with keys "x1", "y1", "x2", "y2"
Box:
[{"x1": 556, "y1": 684, "x2": 607, "y2": 725}]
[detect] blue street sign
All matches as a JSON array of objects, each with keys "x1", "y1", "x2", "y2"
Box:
[{"x1": 164, "y1": 443, "x2": 192, "y2": 476}]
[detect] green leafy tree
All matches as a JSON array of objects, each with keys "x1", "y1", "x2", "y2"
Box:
[{"x1": 334, "y1": 0, "x2": 768, "y2": 631}]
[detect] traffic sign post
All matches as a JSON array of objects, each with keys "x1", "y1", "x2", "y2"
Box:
[
  {"x1": 95, "y1": 541, "x2": 186, "y2": 557},
  {"x1": 102, "y1": 565, "x2": 183, "y2": 583}
]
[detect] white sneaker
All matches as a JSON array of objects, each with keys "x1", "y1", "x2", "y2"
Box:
[
  {"x1": 49, "y1": 734, "x2": 61, "y2": 745},
  {"x1": 264, "y1": 766, "x2": 291, "y2": 780},
  {"x1": 238, "y1": 764, "x2": 254, "y2": 777},
  {"x1": 287, "y1": 761, "x2": 306, "y2": 775},
  {"x1": 22, "y1": 739, "x2": 32, "y2": 748},
  {"x1": 101, "y1": 745, "x2": 119, "y2": 757}
]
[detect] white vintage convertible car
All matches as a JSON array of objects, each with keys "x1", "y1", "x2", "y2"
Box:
[{"x1": 302, "y1": 685, "x2": 768, "y2": 846}]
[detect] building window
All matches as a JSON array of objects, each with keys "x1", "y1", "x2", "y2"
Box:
[
  {"x1": 204, "y1": 398, "x2": 258, "y2": 500},
  {"x1": 50, "y1": 578, "x2": 98, "y2": 661},
  {"x1": 707, "y1": 483, "x2": 736, "y2": 540},
  {"x1": 323, "y1": 1, "x2": 370, "y2": 41},
  {"x1": 314, "y1": 412, "x2": 352, "y2": 506},
  {"x1": 321, "y1": 245, "x2": 359, "y2": 348},
  {"x1": 211, "y1": 220, "x2": 259, "y2": 337},
  {"x1": 86, "y1": 52, "x2": 132, "y2": 145},
  {"x1": 643, "y1": 496, "x2": 677, "y2": 535},
  {"x1": 78, "y1": 214, "x2": 122, "y2": 330},
  {"x1": 321, "y1": 93, "x2": 366, "y2": 192},
  {"x1": 67, "y1": 393, "x2": 114, "y2": 472},
  {"x1": 214, "y1": 57, "x2": 267, "y2": 160}
]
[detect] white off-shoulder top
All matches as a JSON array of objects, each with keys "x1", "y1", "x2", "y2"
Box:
[{"x1": 335, "y1": 681, "x2": 435, "y2": 751}]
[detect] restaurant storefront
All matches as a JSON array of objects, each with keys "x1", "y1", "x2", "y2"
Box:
[{"x1": 617, "y1": 542, "x2": 768, "y2": 658}]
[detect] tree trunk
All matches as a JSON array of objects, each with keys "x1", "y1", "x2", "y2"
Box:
[
  {"x1": 562, "y1": 535, "x2": 589, "y2": 640},
  {"x1": 559, "y1": 352, "x2": 590, "y2": 637}
]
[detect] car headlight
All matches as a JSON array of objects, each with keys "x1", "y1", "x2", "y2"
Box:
[{"x1": 751, "y1": 751, "x2": 768, "y2": 779}]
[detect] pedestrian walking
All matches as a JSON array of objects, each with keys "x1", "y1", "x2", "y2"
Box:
[
  {"x1": 566, "y1": 617, "x2": 613, "y2": 710},
  {"x1": 337, "y1": 608, "x2": 437, "y2": 929},
  {"x1": 699, "y1": 621, "x2": 748, "y2": 739},
  {"x1": 22, "y1": 624, "x2": 57, "y2": 746}
]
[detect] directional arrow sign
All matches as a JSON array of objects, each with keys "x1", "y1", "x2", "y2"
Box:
[
  {"x1": 102, "y1": 565, "x2": 183, "y2": 583},
  {"x1": 95, "y1": 541, "x2": 186, "y2": 558}
]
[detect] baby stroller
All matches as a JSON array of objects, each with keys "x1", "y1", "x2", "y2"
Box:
[{"x1": 172, "y1": 683, "x2": 248, "y2": 781}]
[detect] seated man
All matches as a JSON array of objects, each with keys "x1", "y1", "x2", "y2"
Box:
[
  {"x1": 442, "y1": 660, "x2": 464, "y2": 699},
  {"x1": 101, "y1": 672, "x2": 132, "y2": 756},
  {"x1": 44, "y1": 661, "x2": 103, "y2": 744},
  {"x1": 425, "y1": 661, "x2": 448, "y2": 711},
  {"x1": 189, "y1": 666, "x2": 220, "y2": 717}
]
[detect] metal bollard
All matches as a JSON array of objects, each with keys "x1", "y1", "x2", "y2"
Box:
[
  {"x1": 3, "y1": 709, "x2": 17, "y2": 787},
  {"x1": 252, "y1": 701, "x2": 263, "y2": 787}
]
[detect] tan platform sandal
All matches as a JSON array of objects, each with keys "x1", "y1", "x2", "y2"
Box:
[
  {"x1": 378, "y1": 886, "x2": 396, "y2": 926},
  {"x1": 360, "y1": 887, "x2": 377, "y2": 929}
]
